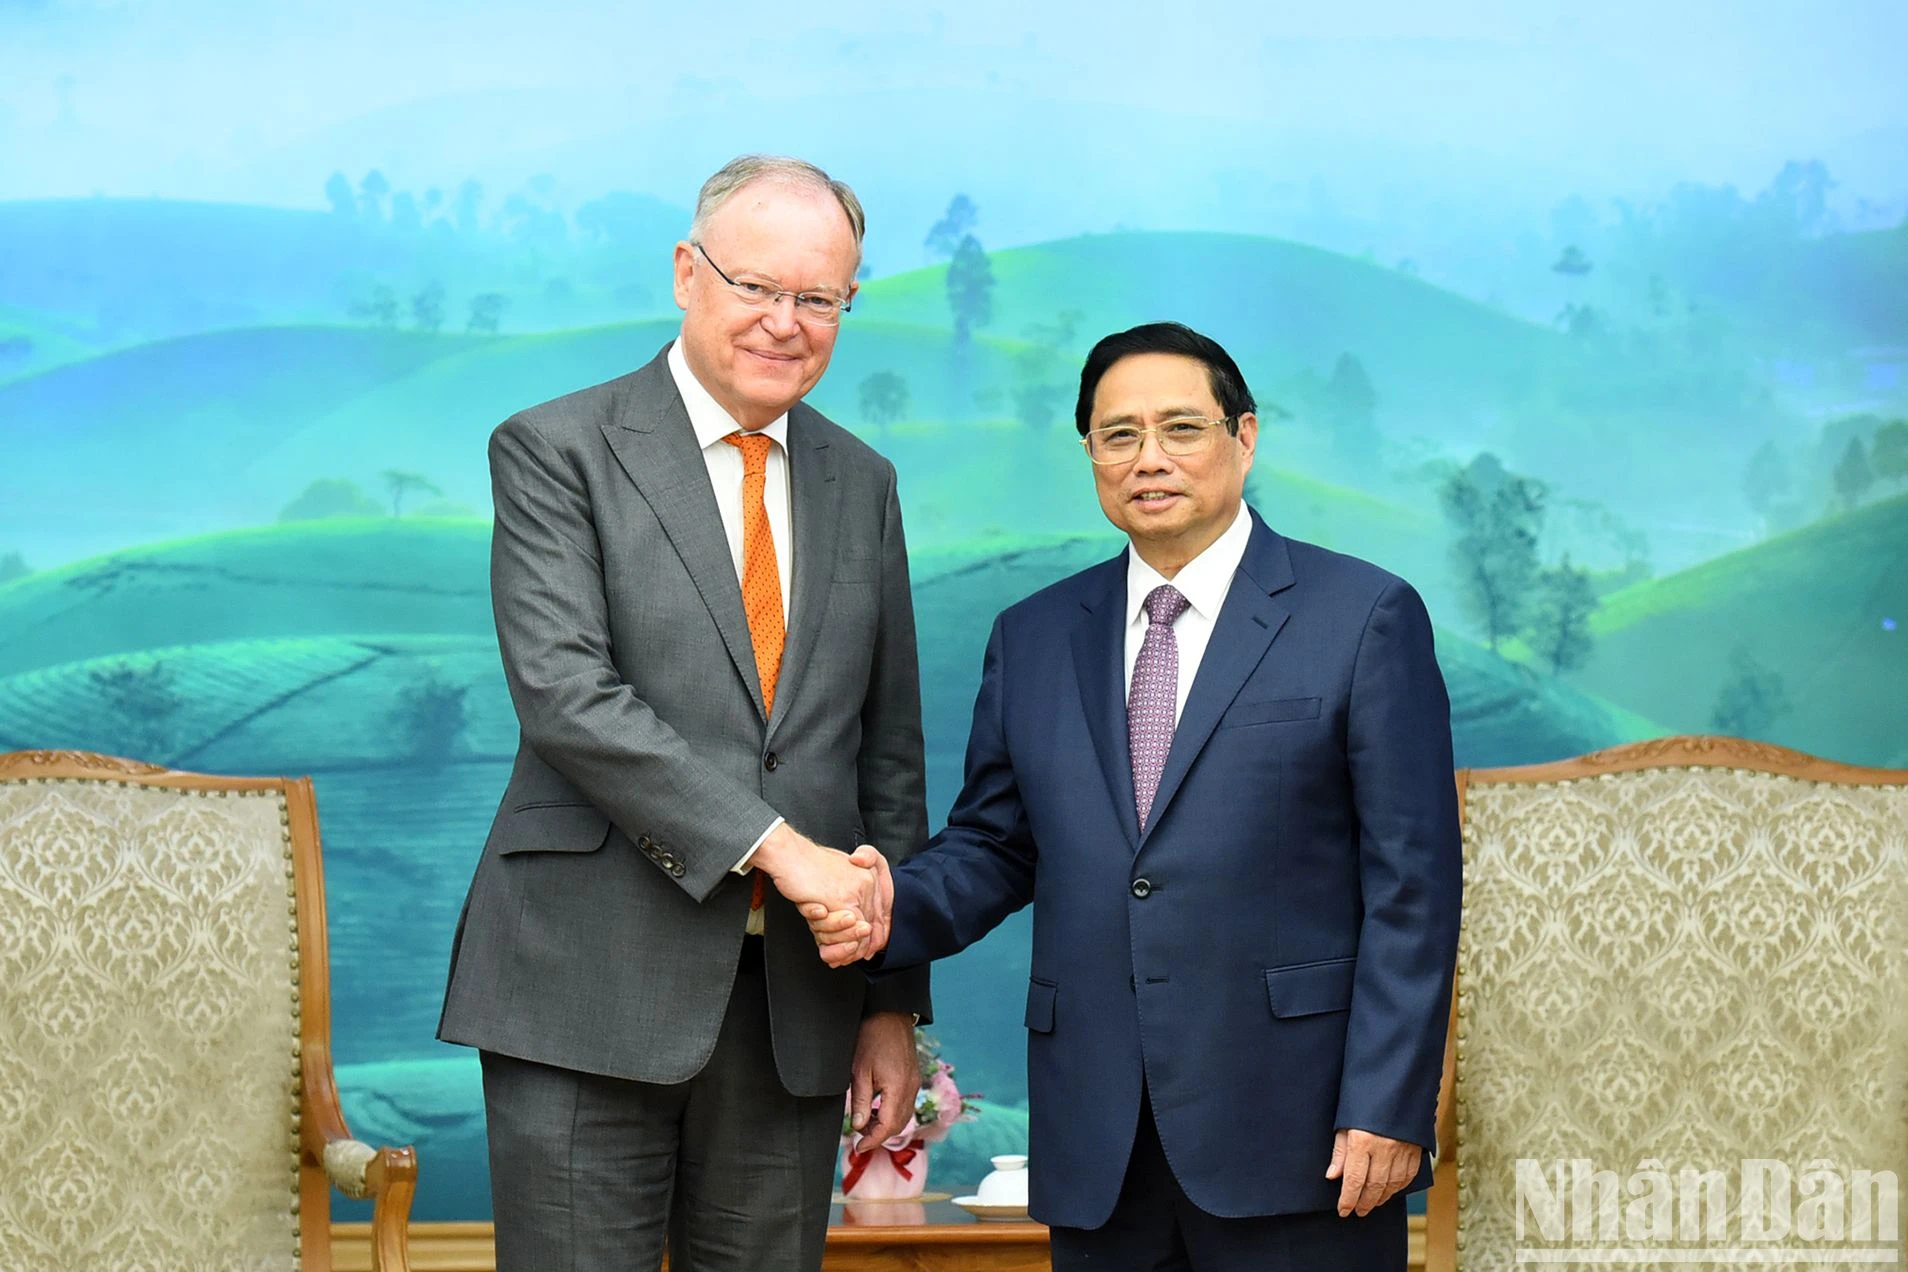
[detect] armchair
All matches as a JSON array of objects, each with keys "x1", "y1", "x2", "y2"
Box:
[
  {"x1": 1425, "y1": 736, "x2": 1907, "y2": 1270},
  {"x1": 0, "y1": 750, "x2": 416, "y2": 1271}
]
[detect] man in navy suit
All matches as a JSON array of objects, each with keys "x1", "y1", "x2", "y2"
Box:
[{"x1": 812, "y1": 322, "x2": 1461, "y2": 1270}]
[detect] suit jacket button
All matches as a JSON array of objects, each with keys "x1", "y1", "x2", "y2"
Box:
[
  {"x1": 670, "y1": 863, "x2": 686, "y2": 878},
  {"x1": 638, "y1": 835, "x2": 653, "y2": 850},
  {"x1": 764, "y1": 752, "x2": 779, "y2": 772},
  {"x1": 1130, "y1": 878, "x2": 1153, "y2": 899}
]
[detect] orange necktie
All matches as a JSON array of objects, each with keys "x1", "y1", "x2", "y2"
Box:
[{"x1": 723, "y1": 432, "x2": 785, "y2": 914}]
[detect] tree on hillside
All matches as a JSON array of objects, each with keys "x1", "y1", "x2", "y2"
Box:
[
  {"x1": 410, "y1": 281, "x2": 447, "y2": 334},
  {"x1": 1742, "y1": 439, "x2": 1789, "y2": 532},
  {"x1": 383, "y1": 471, "x2": 443, "y2": 517},
  {"x1": 1525, "y1": 555, "x2": 1597, "y2": 674},
  {"x1": 1755, "y1": 159, "x2": 1834, "y2": 237},
  {"x1": 1322, "y1": 352, "x2": 1380, "y2": 467},
  {"x1": 388, "y1": 662, "x2": 470, "y2": 766},
  {"x1": 501, "y1": 177, "x2": 570, "y2": 261},
  {"x1": 1646, "y1": 272, "x2": 1672, "y2": 319},
  {"x1": 1011, "y1": 309, "x2": 1084, "y2": 430},
  {"x1": 1710, "y1": 646, "x2": 1792, "y2": 741},
  {"x1": 467, "y1": 292, "x2": 508, "y2": 334},
  {"x1": 454, "y1": 179, "x2": 484, "y2": 235},
  {"x1": 1554, "y1": 302, "x2": 1604, "y2": 340},
  {"x1": 390, "y1": 191, "x2": 422, "y2": 234},
  {"x1": 1872, "y1": 420, "x2": 1908, "y2": 490},
  {"x1": 858, "y1": 371, "x2": 910, "y2": 432},
  {"x1": 1552, "y1": 245, "x2": 1593, "y2": 276},
  {"x1": 1023, "y1": 310, "x2": 1081, "y2": 352},
  {"x1": 89, "y1": 657, "x2": 184, "y2": 763},
  {"x1": 279, "y1": 479, "x2": 383, "y2": 522},
  {"x1": 1440, "y1": 454, "x2": 1546, "y2": 652},
  {"x1": 1012, "y1": 377, "x2": 1067, "y2": 430},
  {"x1": 348, "y1": 284, "x2": 398, "y2": 327},
  {"x1": 1832, "y1": 436, "x2": 1875, "y2": 511},
  {"x1": 1239, "y1": 400, "x2": 1295, "y2": 511},
  {"x1": 0, "y1": 551, "x2": 30, "y2": 586},
  {"x1": 925, "y1": 195, "x2": 978, "y2": 260},
  {"x1": 358, "y1": 170, "x2": 390, "y2": 222},
  {"x1": 576, "y1": 191, "x2": 665, "y2": 248},
  {"x1": 324, "y1": 171, "x2": 355, "y2": 218},
  {"x1": 946, "y1": 235, "x2": 994, "y2": 345}
]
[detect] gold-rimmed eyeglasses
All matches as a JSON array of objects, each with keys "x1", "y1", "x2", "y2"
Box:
[
  {"x1": 692, "y1": 241, "x2": 852, "y2": 325},
  {"x1": 1081, "y1": 416, "x2": 1236, "y2": 465}
]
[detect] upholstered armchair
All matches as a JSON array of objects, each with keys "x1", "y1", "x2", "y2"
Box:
[
  {"x1": 1424, "y1": 736, "x2": 1908, "y2": 1270},
  {"x1": 0, "y1": 751, "x2": 416, "y2": 1271}
]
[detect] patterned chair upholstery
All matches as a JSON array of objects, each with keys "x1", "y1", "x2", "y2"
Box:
[
  {"x1": 1423, "y1": 737, "x2": 1908, "y2": 1270},
  {"x1": 0, "y1": 751, "x2": 415, "y2": 1271}
]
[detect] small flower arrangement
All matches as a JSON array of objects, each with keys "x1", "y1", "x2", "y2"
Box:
[
  {"x1": 913, "y1": 1031, "x2": 980, "y2": 1142},
  {"x1": 839, "y1": 1032, "x2": 980, "y2": 1198}
]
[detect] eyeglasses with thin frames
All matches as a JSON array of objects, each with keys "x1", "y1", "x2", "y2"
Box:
[
  {"x1": 1080, "y1": 416, "x2": 1236, "y2": 465},
  {"x1": 692, "y1": 241, "x2": 852, "y2": 325}
]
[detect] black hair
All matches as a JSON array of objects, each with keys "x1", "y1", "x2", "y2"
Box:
[{"x1": 1073, "y1": 321, "x2": 1256, "y2": 436}]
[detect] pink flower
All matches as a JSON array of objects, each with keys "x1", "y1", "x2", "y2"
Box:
[
  {"x1": 913, "y1": 1066, "x2": 965, "y2": 1144},
  {"x1": 929, "y1": 1070, "x2": 963, "y2": 1128}
]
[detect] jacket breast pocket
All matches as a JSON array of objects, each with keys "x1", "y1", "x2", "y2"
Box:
[
  {"x1": 1220, "y1": 696, "x2": 1323, "y2": 729},
  {"x1": 1024, "y1": 978, "x2": 1057, "y2": 1034},
  {"x1": 493, "y1": 801, "x2": 614, "y2": 856},
  {"x1": 1265, "y1": 956, "x2": 1356, "y2": 1018}
]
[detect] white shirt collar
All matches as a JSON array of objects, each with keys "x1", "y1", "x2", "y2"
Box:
[
  {"x1": 668, "y1": 338, "x2": 791, "y2": 452},
  {"x1": 1125, "y1": 503, "x2": 1255, "y2": 627}
]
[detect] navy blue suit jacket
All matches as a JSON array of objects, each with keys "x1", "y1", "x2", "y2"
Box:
[{"x1": 883, "y1": 511, "x2": 1461, "y2": 1229}]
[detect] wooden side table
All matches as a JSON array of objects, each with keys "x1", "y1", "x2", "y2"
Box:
[
  {"x1": 336, "y1": 1210, "x2": 1426, "y2": 1269},
  {"x1": 823, "y1": 1197, "x2": 1046, "y2": 1270},
  {"x1": 331, "y1": 1202, "x2": 1048, "y2": 1271}
]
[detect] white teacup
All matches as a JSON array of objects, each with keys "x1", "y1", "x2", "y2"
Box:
[{"x1": 975, "y1": 1154, "x2": 1029, "y2": 1208}]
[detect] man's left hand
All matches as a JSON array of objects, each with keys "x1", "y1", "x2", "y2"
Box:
[
  {"x1": 1326, "y1": 1128, "x2": 1421, "y2": 1217},
  {"x1": 847, "y1": 1012, "x2": 918, "y2": 1149}
]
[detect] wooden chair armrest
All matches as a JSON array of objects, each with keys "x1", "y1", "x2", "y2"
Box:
[{"x1": 304, "y1": 1041, "x2": 418, "y2": 1271}]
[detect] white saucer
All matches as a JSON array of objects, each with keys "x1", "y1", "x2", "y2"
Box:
[{"x1": 951, "y1": 1195, "x2": 1030, "y2": 1221}]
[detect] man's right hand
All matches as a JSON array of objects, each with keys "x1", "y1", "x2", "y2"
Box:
[
  {"x1": 751, "y1": 826, "x2": 888, "y2": 961},
  {"x1": 802, "y1": 844, "x2": 894, "y2": 966}
]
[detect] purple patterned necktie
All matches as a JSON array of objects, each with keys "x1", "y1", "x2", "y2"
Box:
[{"x1": 1128, "y1": 583, "x2": 1190, "y2": 832}]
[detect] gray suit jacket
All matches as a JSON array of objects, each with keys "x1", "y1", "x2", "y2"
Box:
[{"x1": 439, "y1": 346, "x2": 931, "y2": 1096}]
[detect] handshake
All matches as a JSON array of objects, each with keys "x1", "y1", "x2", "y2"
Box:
[{"x1": 749, "y1": 823, "x2": 895, "y2": 967}]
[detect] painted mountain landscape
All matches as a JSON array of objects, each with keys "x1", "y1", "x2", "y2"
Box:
[{"x1": 3, "y1": 0, "x2": 1904, "y2": 1218}]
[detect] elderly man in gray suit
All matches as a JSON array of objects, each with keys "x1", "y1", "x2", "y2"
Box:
[{"x1": 439, "y1": 155, "x2": 929, "y2": 1272}]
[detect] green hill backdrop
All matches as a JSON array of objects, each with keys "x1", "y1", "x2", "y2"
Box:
[
  {"x1": 2, "y1": 228, "x2": 1818, "y2": 574},
  {"x1": 1569, "y1": 491, "x2": 1908, "y2": 766}
]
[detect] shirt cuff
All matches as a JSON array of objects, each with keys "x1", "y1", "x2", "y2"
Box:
[{"x1": 732, "y1": 816, "x2": 784, "y2": 874}]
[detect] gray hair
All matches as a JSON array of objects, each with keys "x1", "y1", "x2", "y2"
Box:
[{"x1": 689, "y1": 154, "x2": 866, "y2": 249}]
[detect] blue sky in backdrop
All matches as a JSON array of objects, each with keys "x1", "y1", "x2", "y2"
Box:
[{"x1": 4, "y1": 0, "x2": 1904, "y2": 278}]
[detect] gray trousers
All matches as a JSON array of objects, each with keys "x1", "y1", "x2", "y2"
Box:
[{"x1": 480, "y1": 941, "x2": 844, "y2": 1272}]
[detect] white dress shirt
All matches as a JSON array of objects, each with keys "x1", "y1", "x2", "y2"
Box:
[
  {"x1": 665, "y1": 339, "x2": 793, "y2": 884},
  {"x1": 1123, "y1": 503, "x2": 1254, "y2": 725},
  {"x1": 667, "y1": 339, "x2": 793, "y2": 620}
]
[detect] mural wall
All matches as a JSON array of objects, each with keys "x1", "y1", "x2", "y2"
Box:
[{"x1": 2, "y1": 0, "x2": 1904, "y2": 1219}]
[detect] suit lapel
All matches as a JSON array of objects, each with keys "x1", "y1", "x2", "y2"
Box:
[
  {"x1": 600, "y1": 354, "x2": 768, "y2": 720},
  {"x1": 766, "y1": 407, "x2": 840, "y2": 744},
  {"x1": 1071, "y1": 554, "x2": 1141, "y2": 851},
  {"x1": 1139, "y1": 517, "x2": 1296, "y2": 849}
]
